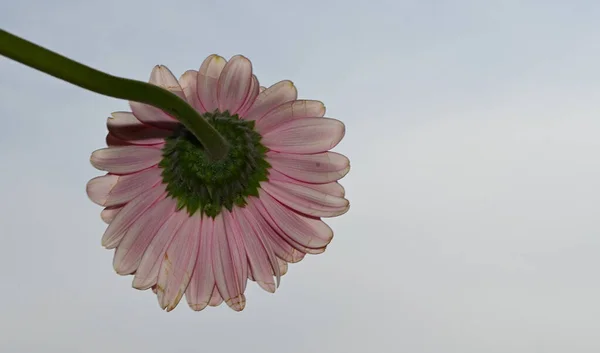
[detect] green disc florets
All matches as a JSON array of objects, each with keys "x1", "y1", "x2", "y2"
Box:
[{"x1": 159, "y1": 111, "x2": 270, "y2": 217}]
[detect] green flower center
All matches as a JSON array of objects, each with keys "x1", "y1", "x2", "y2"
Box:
[{"x1": 159, "y1": 112, "x2": 270, "y2": 217}]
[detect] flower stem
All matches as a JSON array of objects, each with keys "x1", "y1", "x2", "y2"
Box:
[{"x1": 0, "y1": 29, "x2": 229, "y2": 161}]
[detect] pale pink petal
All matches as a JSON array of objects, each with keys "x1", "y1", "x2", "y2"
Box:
[
  {"x1": 87, "y1": 175, "x2": 118, "y2": 206},
  {"x1": 267, "y1": 151, "x2": 350, "y2": 184},
  {"x1": 208, "y1": 287, "x2": 223, "y2": 306},
  {"x1": 185, "y1": 217, "x2": 216, "y2": 311},
  {"x1": 90, "y1": 146, "x2": 163, "y2": 174},
  {"x1": 261, "y1": 180, "x2": 349, "y2": 218},
  {"x1": 130, "y1": 65, "x2": 183, "y2": 129},
  {"x1": 86, "y1": 167, "x2": 162, "y2": 207},
  {"x1": 107, "y1": 112, "x2": 171, "y2": 145},
  {"x1": 262, "y1": 117, "x2": 345, "y2": 154},
  {"x1": 113, "y1": 197, "x2": 178, "y2": 275},
  {"x1": 106, "y1": 134, "x2": 129, "y2": 147},
  {"x1": 212, "y1": 213, "x2": 247, "y2": 311},
  {"x1": 243, "y1": 80, "x2": 297, "y2": 121},
  {"x1": 101, "y1": 184, "x2": 166, "y2": 249},
  {"x1": 179, "y1": 70, "x2": 205, "y2": 112},
  {"x1": 257, "y1": 190, "x2": 333, "y2": 249},
  {"x1": 148, "y1": 65, "x2": 186, "y2": 99},
  {"x1": 255, "y1": 100, "x2": 325, "y2": 133},
  {"x1": 132, "y1": 210, "x2": 188, "y2": 290},
  {"x1": 268, "y1": 169, "x2": 345, "y2": 197},
  {"x1": 259, "y1": 86, "x2": 266, "y2": 92},
  {"x1": 246, "y1": 199, "x2": 306, "y2": 263},
  {"x1": 197, "y1": 55, "x2": 227, "y2": 113},
  {"x1": 101, "y1": 206, "x2": 122, "y2": 224},
  {"x1": 237, "y1": 75, "x2": 259, "y2": 116},
  {"x1": 277, "y1": 258, "x2": 288, "y2": 276},
  {"x1": 157, "y1": 214, "x2": 202, "y2": 311},
  {"x1": 217, "y1": 55, "x2": 253, "y2": 114},
  {"x1": 234, "y1": 207, "x2": 279, "y2": 292}
]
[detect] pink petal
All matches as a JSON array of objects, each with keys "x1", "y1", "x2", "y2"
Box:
[
  {"x1": 113, "y1": 197, "x2": 178, "y2": 275},
  {"x1": 277, "y1": 258, "x2": 288, "y2": 276},
  {"x1": 257, "y1": 190, "x2": 333, "y2": 249},
  {"x1": 267, "y1": 151, "x2": 350, "y2": 184},
  {"x1": 255, "y1": 100, "x2": 325, "y2": 134},
  {"x1": 237, "y1": 75, "x2": 259, "y2": 116},
  {"x1": 268, "y1": 169, "x2": 345, "y2": 197},
  {"x1": 179, "y1": 70, "x2": 205, "y2": 113},
  {"x1": 208, "y1": 286, "x2": 223, "y2": 306},
  {"x1": 157, "y1": 214, "x2": 202, "y2": 312},
  {"x1": 262, "y1": 117, "x2": 345, "y2": 154},
  {"x1": 105, "y1": 134, "x2": 129, "y2": 147},
  {"x1": 243, "y1": 80, "x2": 297, "y2": 121},
  {"x1": 107, "y1": 112, "x2": 171, "y2": 145},
  {"x1": 212, "y1": 212, "x2": 247, "y2": 311},
  {"x1": 90, "y1": 146, "x2": 163, "y2": 174},
  {"x1": 246, "y1": 199, "x2": 306, "y2": 263},
  {"x1": 185, "y1": 217, "x2": 216, "y2": 311},
  {"x1": 197, "y1": 55, "x2": 227, "y2": 113},
  {"x1": 132, "y1": 210, "x2": 188, "y2": 290},
  {"x1": 261, "y1": 180, "x2": 349, "y2": 218},
  {"x1": 130, "y1": 65, "x2": 183, "y2": 129},
  {"x1": 217, "y1": 55, "x2": 253, "y2": 114},
  {"x1": 101, "y1": 184, "x2": 166, "y2": 249},
  {"x1": 86, "y1": 167, "x2": 163, "y2": 207},
  {"x1": 259, "y1": 86, "x2": 266, "y2": 92},
  {"x1": 234, "y1": 207, "x2": 279, "y2": 292},
  {"x1": 100, "y1": 206, "x2": 122, "y2": 224}
]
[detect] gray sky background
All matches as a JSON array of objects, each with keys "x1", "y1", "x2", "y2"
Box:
[{"x1": 2, "y1": 1, "x2": 600, "y2": 352}]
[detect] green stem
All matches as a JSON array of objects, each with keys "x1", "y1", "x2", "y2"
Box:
[{"x1": 0, "y1": 29, "x2": 229, "y2": 161}]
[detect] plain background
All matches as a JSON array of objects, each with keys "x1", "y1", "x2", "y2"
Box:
[{"x1": 2, "y1": 1, "x2": 600, "y2": 352}]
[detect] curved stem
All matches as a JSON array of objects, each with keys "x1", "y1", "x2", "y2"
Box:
[{"x1": 0, "y1": 29, "x2": 229, "y2": 161}]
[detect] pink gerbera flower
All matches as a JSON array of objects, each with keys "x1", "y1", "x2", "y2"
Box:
[{"x1": 86, "y1": 54, "x2": 349, "y2": 312}]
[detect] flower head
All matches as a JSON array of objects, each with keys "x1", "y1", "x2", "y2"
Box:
[{"x1": 87, "y1": 55, "x2": 349, "y2": 311}]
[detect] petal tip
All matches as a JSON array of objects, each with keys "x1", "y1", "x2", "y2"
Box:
[
  {"x1": 258, "y1": 281, "x2": 276, "y2": 293},
  {"x1": 225, "y1": 295, "x2": 246, "y2": 312},
  {"x1": 188, "y1": 302, "x2": 209, "y2": 311}
]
